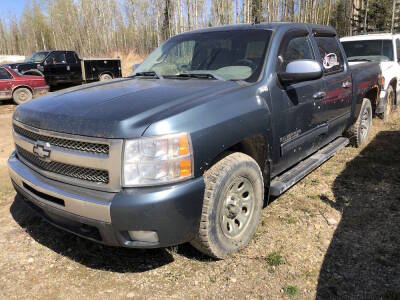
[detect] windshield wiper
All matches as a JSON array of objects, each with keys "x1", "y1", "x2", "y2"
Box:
[
  {"x1": 132, "y1": 71, "x2": 163, "y2": 79},
  {"x1": 166, "y1": 73, "x2": 225, "y2": 81},
  {"x1": 348, "y1": 58, "x2": 372, "y2": 62}
]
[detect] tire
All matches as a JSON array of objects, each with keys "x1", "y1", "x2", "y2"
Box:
[
  {"x1": 381, "y1": 85, "x2": 395, "y2": 122},
  {"x1": 99, "y1": 73, "x2": 113, "y2": 81},
  {"x1": 191, "y1": 152, "x2": 264, "y2": 259},
  {"x1": 13, "y1": 87, "x2": 33, "y2": 105},
  {"x1": 345, "y1": 98, "x2": 372, "y2": 148}
]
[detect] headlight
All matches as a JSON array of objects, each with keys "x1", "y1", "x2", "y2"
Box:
[{"x1": 123, "y1": 132, "x2": 193, "y2": 187}]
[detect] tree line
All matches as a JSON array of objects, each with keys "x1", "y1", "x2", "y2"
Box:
[{"x1": 0, "y1": 0, "x2": 399, "y2": 57}]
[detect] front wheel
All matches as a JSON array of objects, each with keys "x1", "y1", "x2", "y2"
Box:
[
  {"x1": 191, "y1": 152, "x2": 264, "y2": 259},
  {"x1": 13, "y1": 88, "x2": 33, "y2": 105},
  {"x1": 345, "y1": 98, "x2": 372, "y2": 148}
]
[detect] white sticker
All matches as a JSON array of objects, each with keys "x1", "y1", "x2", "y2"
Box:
[{"x1": 323, "y1": 53, "x2": 339, "y2": 69}]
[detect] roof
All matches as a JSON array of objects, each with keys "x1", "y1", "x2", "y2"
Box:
[
  {"x1": 179, "y1": 22, "x2": 336, "y2": 35},
  {"x1": 341, "y1": 33, "x2": 400, "y2": 41}
]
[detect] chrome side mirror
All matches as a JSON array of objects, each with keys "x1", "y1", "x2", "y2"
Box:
[{"x1": 278, "y1": 60, "x2": 323, "y2": 85}]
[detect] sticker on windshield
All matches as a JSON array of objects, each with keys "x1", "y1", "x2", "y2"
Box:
[{"x1": 323, "y1": 53, "x2": 339, "y2": 69}]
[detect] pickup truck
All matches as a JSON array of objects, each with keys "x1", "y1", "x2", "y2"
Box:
[
  {"x1": 341, "y1": 33, "x2": 400, "y2": 121},
  {"x1": 4, "y1": 50, "x2": 122, "y2": 88},
  {"x1": 8, "y1": 23, "x2": 381, "y2": 259}
]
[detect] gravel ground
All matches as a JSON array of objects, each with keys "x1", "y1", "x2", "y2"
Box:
[{"x1": 0, "y1": 100, "x2": 399, "y2": 299}]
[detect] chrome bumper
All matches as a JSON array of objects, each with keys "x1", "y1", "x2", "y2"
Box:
[{"x1": 8, "y1": 151, "x2": 114, "y2": 223}]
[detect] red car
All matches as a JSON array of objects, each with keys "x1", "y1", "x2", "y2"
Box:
[{"x1": 0, "y1": 66, "x2": 49, "y2": 104}]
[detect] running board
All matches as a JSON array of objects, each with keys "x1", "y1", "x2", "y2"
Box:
[{"x1": 270, "y1": 137, "x2": 349, "y2": 196}]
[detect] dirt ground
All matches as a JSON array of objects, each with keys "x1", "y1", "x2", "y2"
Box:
[{"x1": 0, "y1": 100, "x2": 399, "y2": 299}]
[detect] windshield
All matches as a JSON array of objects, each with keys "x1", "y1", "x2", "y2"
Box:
[
  {"x1": 134, "y1": 29, "x2": 272, "y2": 82},
  {"x1": 342, "y1": 40, "x2": 394, "y2": 62},
  {"x1": 25, "y1": 51, "x2": 50, "y2": 63}
]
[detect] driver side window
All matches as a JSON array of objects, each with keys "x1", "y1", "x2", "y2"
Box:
[
  {"x1": 45, "y1": 52, "x2": 67, "y2": 65},
  {"x1": 280, "y1": 36, "x2": 314, "y2": 69}
]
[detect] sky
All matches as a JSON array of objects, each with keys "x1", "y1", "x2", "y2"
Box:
[{"x1": 0, "y1": 0, "x2": 27, "y2": 22}]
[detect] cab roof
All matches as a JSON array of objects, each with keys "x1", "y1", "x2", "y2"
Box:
[
  {"x1": 179, "y1": 22, "x2": 336, "y2": 36},
  {"x1": 341, "y1": 33, "x2": 400, "y2": 41}
]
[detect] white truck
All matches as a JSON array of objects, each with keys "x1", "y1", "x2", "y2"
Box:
[{"x1": 341, "y1": 33, "x2": 400, "y2": 121}]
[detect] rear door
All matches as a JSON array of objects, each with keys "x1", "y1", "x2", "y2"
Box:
[
  {"x1": 0, "y1": 68, "x2": 13, "y2": 100},
  {"x1": 270, "y1": 29, "x2": 326, "y2": 172},
  {"x1": 313, "y1": 33, "x2": 352, "y2": 139}
]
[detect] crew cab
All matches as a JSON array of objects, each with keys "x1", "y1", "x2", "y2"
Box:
[
  {"x1": 5, "y1": 50, "x2": 122, "y2": 88},
  {"x1": 8, "y1": 23, "x2": 381, "y2": 259},
  {"x1": 341, "y1": 33, "x2": 400, "y2": 120},
  {"x1": 0, "y1": 66, "x2": 48, "y2": 104}
]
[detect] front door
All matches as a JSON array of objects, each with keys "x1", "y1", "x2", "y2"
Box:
[
  {"x1": 66, "y1": 51, "x2": 82, "y2": 84},
  {"x1": 270, "y1": 29, "x2": 326, "y2": 174},
  {"x1": 0, "y1": 68, "x2": 12, "y2": 100},
  {"x1": 44, "y1": 51, "x2": 69, "y2": 85},
  {"x1": 313, "y1": 34, "x2": 352, "y2": 139}
]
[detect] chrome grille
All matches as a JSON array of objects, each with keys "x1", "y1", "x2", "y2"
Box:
[
  {"x1": 16, "y1": 146, "x2": 109, "y2": 184},
  {"x1": 14, "y1": 124, "x2": 109, "y2": 155}
]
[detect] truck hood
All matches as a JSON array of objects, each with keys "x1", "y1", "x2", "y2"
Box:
[
  {"x1": 379, "y1": 61, "x2": 395, "y2": 72},
  {"x1": 6, "y1": 62, "x2": 34, "y2": 69},
  {"x1": 14, "y1": 77, "x2": 240, "y2": 138}
]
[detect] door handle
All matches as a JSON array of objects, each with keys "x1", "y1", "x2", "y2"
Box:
[
  {"x1": 313, "y1": 91, "x2": 326, "y2": 99},
  {"x1": 342, "y1": 81, "x2": 352, "y2": 88},
  {"x1": 66, "y1": 65, "x2": 70, "y2": 71}
]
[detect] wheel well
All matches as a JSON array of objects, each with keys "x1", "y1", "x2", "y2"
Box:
[
  {"x1": 209, "y1": 135, "x2": 270, "y2": 182},
  {"x1": 364, "y1": 87, "x2": 379, "y2": 114},
  {"x1": 99, "y1": 72, "x2": 113, "y2": 79},
  {"x1": 12, "y1": 86, "x2": 33, "y2": 95}
]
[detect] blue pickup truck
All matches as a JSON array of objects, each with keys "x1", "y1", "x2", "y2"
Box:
[{"x1": 8, "y1": 23, "x2": 381, "y2": 258}]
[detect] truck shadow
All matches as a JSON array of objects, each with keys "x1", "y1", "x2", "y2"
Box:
[
  {"x1": 10, "y1": 195, "x2": 187, "y2": 273},
  {"x1": 316, "y1": 131, "x2": 400, "y2": 299}
]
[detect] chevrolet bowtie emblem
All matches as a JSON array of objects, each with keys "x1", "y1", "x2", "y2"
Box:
[{"x1": 33, "y1": 142, "x2": 51, "y2": 160}]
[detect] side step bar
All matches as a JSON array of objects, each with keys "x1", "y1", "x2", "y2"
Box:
[{"x1": 270, "y1": 137, "x2": 349, "y2": 196}]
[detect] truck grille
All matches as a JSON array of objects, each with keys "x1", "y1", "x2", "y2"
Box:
[
  {"x1": 16, "y1": 146, "x2": 109, "y2": 184},
  {"x1": 13, "y1": 124, "x2": 109, "y2": 155}
]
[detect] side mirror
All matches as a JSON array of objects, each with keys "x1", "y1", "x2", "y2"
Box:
[
  {"x1": 133, "y1": 63, "x2": 141, "y2": 72},
  {"x1": 278, "y1": 60, "x2": 323, "y2": 85}
]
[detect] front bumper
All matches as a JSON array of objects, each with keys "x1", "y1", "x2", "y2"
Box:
[{"x1": 8, "y1": 151, "x2": 205, "y2": 248}]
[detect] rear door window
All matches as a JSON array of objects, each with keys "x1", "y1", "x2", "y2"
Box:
[
  {"x1": 66, "y1": 52, "x2": 77, "y2": 64},
  {"x1": 315, "y1": 36, "x2": 344, "y2": 75}
]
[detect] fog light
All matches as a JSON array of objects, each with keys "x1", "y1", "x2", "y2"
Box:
[{"x1": 128, "y1": 230, "x2": 159, "y2": 243}]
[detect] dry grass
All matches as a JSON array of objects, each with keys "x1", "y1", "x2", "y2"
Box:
[
  {"x1": 0, "y1": 101, "x2": 399, "y2": 299},
  {"x1": 111, "y1": 51, "x2": 146, "y2": 77}
]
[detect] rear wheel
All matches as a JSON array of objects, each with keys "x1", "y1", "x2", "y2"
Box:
[
  {"x1": 13, "y1": 88, "x2": 33, "y2": 105},
  {"x1": 191, "y1": 152, "x2": 264, "y2": 259},
  {"x1": 345, "y1": 98, "x2": 372, "y2": 148},
  {"x1": 99, "y1": 73, "x2": 113, "y2": 81}
]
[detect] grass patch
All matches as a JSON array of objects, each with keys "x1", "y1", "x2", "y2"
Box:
[
  {"x1": 266, "y1": 251, "x2": 283, "y2": 266},
  {"x1": 283, "y1": 285, "x2": 298, "y2": 297}
]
